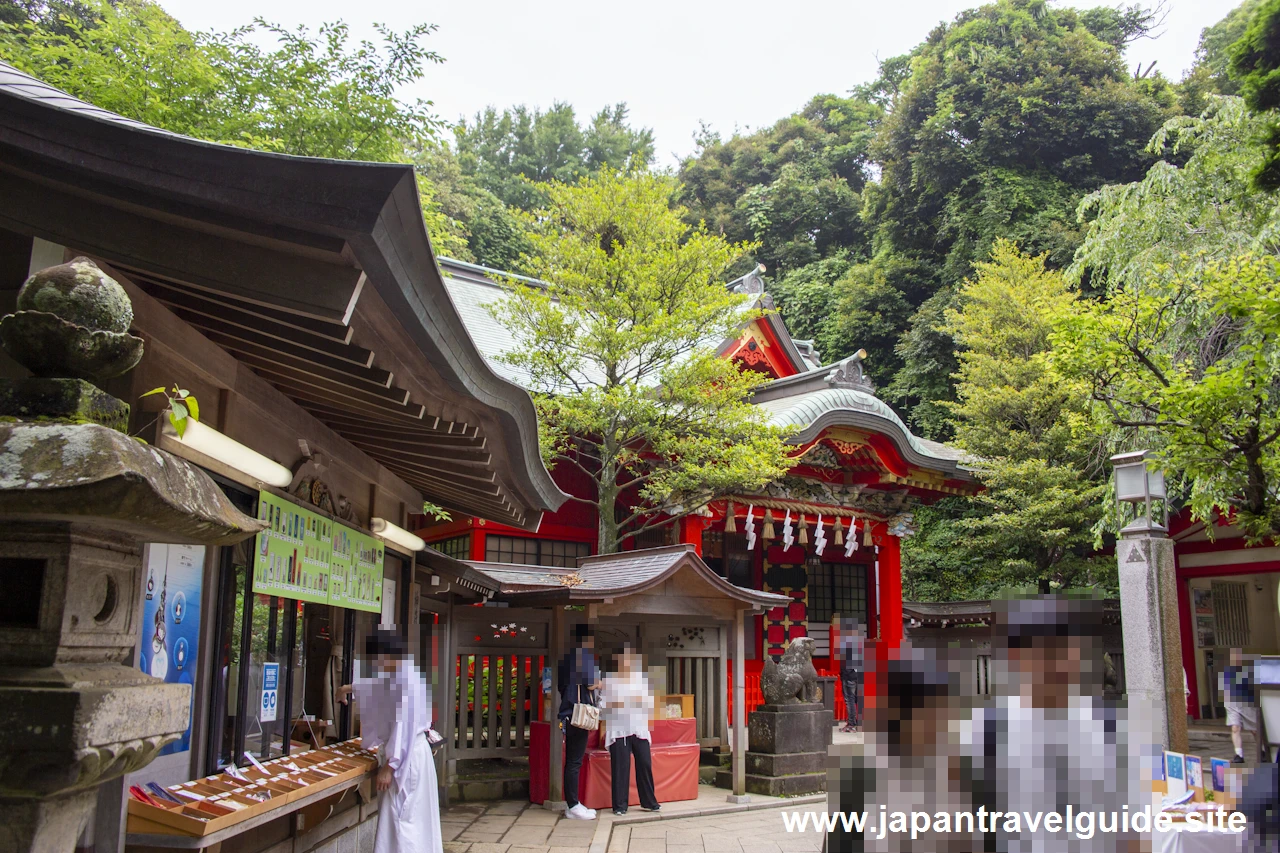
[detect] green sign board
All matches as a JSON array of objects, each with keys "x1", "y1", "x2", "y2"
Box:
[
  {"x1": 329, "y1": 525, "x2": 384, "y2": 612},
  {"x1": 252, "y1": 491, "x2": 383, "y2": 612},
  {"x1": 253, "y1": 491, "x2": 332, "y2": 604}
]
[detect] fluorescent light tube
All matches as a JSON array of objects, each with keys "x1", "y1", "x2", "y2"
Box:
[{"x1": 371, "y1": 517, "x2": 425, "y2": 553}]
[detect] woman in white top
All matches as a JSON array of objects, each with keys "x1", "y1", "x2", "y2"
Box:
[
  {"x1": 337, "y1": 629, "x2": 442, "y2": 853},
  {"x1": 600, "y1": 646, "x2": 661, "y2": 816}
]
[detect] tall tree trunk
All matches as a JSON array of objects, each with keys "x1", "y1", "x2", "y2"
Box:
[
  {"x1": 597, "y1": 440, "x2": 620, "y2": 554},
  {"x1": 598, "y1": 480, "x2": 620, "y2": 555}
]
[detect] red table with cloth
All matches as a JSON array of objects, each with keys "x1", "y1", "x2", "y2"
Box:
[{"x1": 529, "y1": 718, "x2": 700, "y2": 809}]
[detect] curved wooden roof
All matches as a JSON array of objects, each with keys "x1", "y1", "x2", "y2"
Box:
[
  {"x1": 461, "y1": 544, "x2": 791, "y2": 609},
  {"x1": 0, "y1": 61, "x2": 566, "y2": 529}
]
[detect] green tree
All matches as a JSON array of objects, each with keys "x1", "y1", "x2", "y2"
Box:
[
  {"x1": 1069, "y1": 99, "x2": 1277, "y2": 294},
  {"x1": 855, "y1": 0, "x2": 1176, "y2": 434},
  {"x1": 677, "y1": 94, "x2": 881, "y2": 275},
  {"x1": 1060, "y1": 256, "x2": 1280, "y2": 540},
  {"x1": 1179, "y1": 0, "x2": 1265, "y2": 108},
  {"x1": 0, "y1": 0, "x2": 465, "y2": 250},
  {"x1": 1060, "y1": 99, "x2": 1280, "y2": 539},
  {"x1": 1230, "y1": 0, "x2": 1280, "y2": 189},
  {"x1": 409, "y1": 141, "x2": 531, "y2": 267},
  {"x1": 453, "y1": 102, "x2": 654, "y2": 212},
  {"x1": 1, "y1": 0, "x2": 443, "y2": 159},
  {"x1": 489, "y1": 172, "x2": 794, "y2": 553},
  {"x1": 929, "y1": 240, "x2": 1108, "y2": 593}
]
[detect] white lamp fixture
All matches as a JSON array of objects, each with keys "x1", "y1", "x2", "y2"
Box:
[
  {"x1": 1111, "y1": 449, "x2": 1167, "y2": 536},
  {"x1": 371, "y1": 517, "x2": 425, "y2": 553},
  {"x1": 169, "y1": 419, "x2": 292, "y2": 488}
]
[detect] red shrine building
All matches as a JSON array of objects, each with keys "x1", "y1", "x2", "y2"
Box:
[
  {"x1": 416, "y1": 259, "x2": 979, "y2": 676},
  {"x1": 1170, "y1": 507, "x2": 1280, "y2": 722}
]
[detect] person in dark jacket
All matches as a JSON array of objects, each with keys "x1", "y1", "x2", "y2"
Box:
[
  {"x1": 838, "y1": 618, "x2": 865, "y2": 733},
  {"x1": 1239, "y1": 753, "x2": 1280, "y2": 852},
  {"x1": 557, "y1": 623, "x2": 601, "y2": 820}
]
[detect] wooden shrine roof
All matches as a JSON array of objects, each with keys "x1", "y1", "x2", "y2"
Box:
[{"x1": 0, "y1": 61, "x2": 567, "y2": 530}]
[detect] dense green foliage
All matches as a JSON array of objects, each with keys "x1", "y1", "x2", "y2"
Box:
[
  {"x1": 903, "y1": 242, "x2": 1109, "y2": 596},
  {"x1": 1182, "y1": 0, "x2": 1264, "y2": 102},
  {"x1": 678, "y1": 0, "x2": 1180, "y2": 440},
  {"x1": 489, "y1": 173, "x2": 794, "y2": 553},
  {"x1": 453, "y1": 102, "x2": 654, "y2": 212},
  {"x1": 0, "y1": 0, "x2": 477, "y2": 258},
  {"x1": 1058, "y1": 99, "x2": 1280, "y2": 541},
  {"x1": 677, "y1": 95, "x2": 879, "y2": 276},
  {"x1": 1230, "y1": 0, "x2": 1280, "y2": 189},
  {"x1": 417, "y1": 102, "x2": 655, "y2": 269}
]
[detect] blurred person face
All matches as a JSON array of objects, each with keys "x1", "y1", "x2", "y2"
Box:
[
  {"x1": 899, "y1": 693, "x2": 949, "y2": 757},
  {"x1": 1009, "y1": 633, "x2": 1081, "y2": 709},
  {"x1": 1231, "y1": 648, "x2": 1243, "y2": 667},
  {"x1": 374, "y1": 653, "x2": 399, "y2": 675}
]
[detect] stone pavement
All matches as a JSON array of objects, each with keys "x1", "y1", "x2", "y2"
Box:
[
  {"x1": 607, "y1": 809, "x2": 824, "y2": 853},
  {"x1": 441, "y1": 788, "x2": 829, "y2": 853},
  {"x1": 442, "y1": 800, "x2": 597, "y2": 852}
]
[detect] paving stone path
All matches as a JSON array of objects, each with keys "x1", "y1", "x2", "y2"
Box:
[
  {"x1": 442, "y1": 800, "x2": 596, "y2": 853},
  {"x1": 608, "y1": 810, "x2": 824, "y2": 853},
  {"x1": 441, "y1": 801, "x2": 825, "y2": 853}
]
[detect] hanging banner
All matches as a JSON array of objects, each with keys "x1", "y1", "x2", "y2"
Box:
[
  {"x1": 139, "y1": 544, "x2": 205, "y2": 756},
  {"x1": 329, "y1": 524, "x2": 384, "y2": 613},
  {"x1": 253, "y1": 491, "x2": 331, "y2": 604}
]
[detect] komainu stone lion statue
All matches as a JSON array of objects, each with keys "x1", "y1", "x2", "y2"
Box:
[{"x1": 760, "y1": 636, "x2": 820, "y2": 705}]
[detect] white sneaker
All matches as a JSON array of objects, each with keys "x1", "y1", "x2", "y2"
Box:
[{"x1": 565, "y1": 804, "x2": 596, "y2": 820}]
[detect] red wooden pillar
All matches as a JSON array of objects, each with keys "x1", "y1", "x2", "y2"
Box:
[
  {"x1": 878, "y1": 528, "x2": 903, "y2": 649},
  {"x1": 679, "y1": 515, "x2": 707, "y2": 556}
]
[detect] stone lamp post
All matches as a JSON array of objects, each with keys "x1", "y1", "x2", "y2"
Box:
[
  {"x1": 1112, "y1": 450, "x2": 1188, "y2": 755},
  {"x1": 0, "y1": 259, "x2": 264, "y2": 853}
]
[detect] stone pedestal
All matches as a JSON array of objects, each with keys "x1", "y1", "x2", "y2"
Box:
[
  {"x1": 1118, "y1": 533, "x2": 1187, "y2": 754},
  {"x1": 715, "y1": 703, "x2": 832, "y2": 796},
  {"x1": 0, "y1": 259, "x2": 267, "y2": 853},
  {"x1": 0, "y1": 422, "x2": 264, "y2": 853},
  {"x1": 0, "y1": 378, "x2": 130, "y2": 433}
]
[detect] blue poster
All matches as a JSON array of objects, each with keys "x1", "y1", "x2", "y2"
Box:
[
  {"x1": 261, "y1": 662, "x2": 279, "y2": 722},
  {"x1": 139, "y1": 544, "x2": 205, "y2": 756}
]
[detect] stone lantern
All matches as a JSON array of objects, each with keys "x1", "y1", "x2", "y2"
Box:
[{"x1": 0, "y1": 258, "x2": 264, "y2": 853}]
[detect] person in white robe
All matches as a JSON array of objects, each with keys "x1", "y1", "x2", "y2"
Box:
[{"x1": 338, "y1": 629, "x2": 442, "y2": 853}]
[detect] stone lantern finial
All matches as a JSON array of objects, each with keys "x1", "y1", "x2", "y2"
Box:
[
  {"x1": 0, "y1": 258, "x2": 145, "y2": 431},
  {"x1": 0, "y1": 257, "x2": 144, "y2": 382}
]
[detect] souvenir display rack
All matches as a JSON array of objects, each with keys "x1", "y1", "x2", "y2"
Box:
[{"x1": 126, "y1": 739, "x2": 378, "y2": 838}]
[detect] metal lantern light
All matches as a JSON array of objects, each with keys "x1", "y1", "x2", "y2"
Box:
[{"x1": 1111, "y1": 450, "x2": 1167, "y2": 536}]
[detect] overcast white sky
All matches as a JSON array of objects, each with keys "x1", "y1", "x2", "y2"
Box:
[{"x1": 159, "y1": 0, "x2": 1236, "y2": 166}]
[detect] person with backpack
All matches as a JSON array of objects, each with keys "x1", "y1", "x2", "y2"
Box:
[{"x1": 964, "y1": 596, "x2": 1143, "y2": 853}]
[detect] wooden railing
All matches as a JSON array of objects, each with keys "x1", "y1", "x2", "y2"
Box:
[{"x1": 452, "y1": 654, "x2": 545, "y2": 758}]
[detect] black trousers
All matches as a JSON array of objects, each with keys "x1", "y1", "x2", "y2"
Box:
[
  {"x1": 563, "y1": 723, "x2": 590, "y2": 808},
  {"x1": 608, "y1": 734, "x2": 659, "y2": 812}
]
